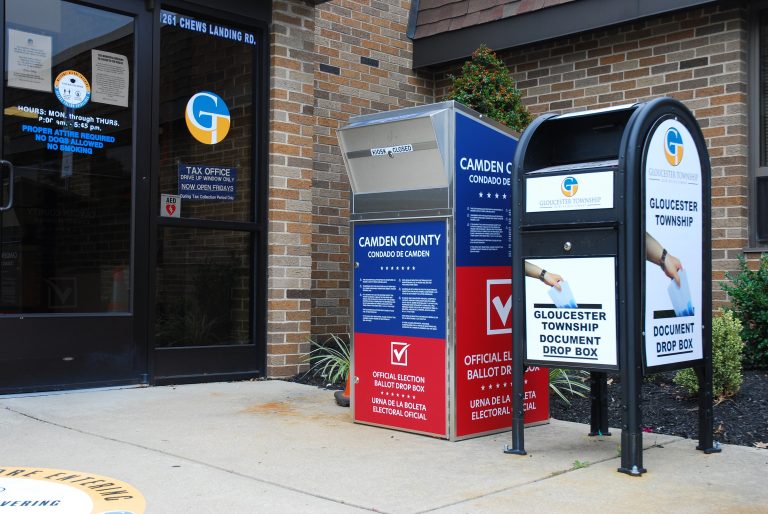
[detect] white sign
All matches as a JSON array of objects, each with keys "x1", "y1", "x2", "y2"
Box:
[
  {"x1": 92, "y1": 49, "x2": 129, "y2": 107},
  {"x1": 525, "y1": 171, "x2": 614, "y2": 212},
  {"x1": 161, "y1": 194, "x2": 181, "y2": 218},
  {"x1": 370, "y1": 144, "x2": 413, "y2": 157},
  {"x1": 487, "y1": 279, "x2": 512, "y2": 335},
  {"x1": 525, "y1": 257, "x2": 618, "y2": 367},
  {"x1": 644, "y1": 120, "x2": 703, "y2": 368},
  {"x1": 7, "y1": 29, "x2": 52, "y2": 92}
]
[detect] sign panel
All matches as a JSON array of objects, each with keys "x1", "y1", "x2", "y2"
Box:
[
  {"x1": 525, "y1": 171, "x2": 614, "y2": 213},
  {"x1": 178, "y1": 163, "x2": 236, "y2": 201},
  {"x1": 454, "y1": 113, "x2": 548, "y2": 436},
  {"x1": 92, "y1": 49, "x2": 129, "y2": 107},
  {"x1": 454, "y1": 112, "x2": 513, "y2": 267},
  {"x1": 161, "y1": 194, "x2": 181, "y2": 218},
  {"x1": 0, "y1": 467, "x2": 145, "y2": 513},
  {"x1": 644, "y1": 120, "x2": 703, "y2": 368},
  {"x1": 354, "y1": 220, "x2": 447, "y2": 436},
  {"x1": 455, "y1": 266, "x2": 549, "y2": 436},
  {"x1": 524, "y1": 257, "x2": 618, "y2": 367},
  {"x1": 7, "y1": 29, "x2": 52, "y2": 92}
]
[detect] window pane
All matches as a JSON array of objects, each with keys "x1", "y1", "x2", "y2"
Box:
[
  {"x1": 761, "y1": 11, "x2": 768, "y2": 167},
  {"x1": 157, "y1": 10, "x2": 255, "y2": 222},
  {"x1": 1, "y1": 0, "x2": 133, "y2": 313},
  {"x1": 154, "y1": 227, "x2": 251, "y2": 347}
]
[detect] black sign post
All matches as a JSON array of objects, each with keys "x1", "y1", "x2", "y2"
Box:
[{"x1": 506, "y1": 97, "x2": 720, "y2": 475}]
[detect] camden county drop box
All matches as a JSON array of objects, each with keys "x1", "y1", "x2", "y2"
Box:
[{"x1": 338, "y1": 101, "x2": 549, "y2": 440}]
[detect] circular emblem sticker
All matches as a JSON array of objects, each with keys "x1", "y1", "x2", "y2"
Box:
[
  {"x1": 54, "y1": 71, "x2": 91, "y2": 109},
  {"x1": 560, "y1": 176, "x2": 579, "y2": 197},
  {"x1": 185, "y1": 91, "x2": 231, "y2": 145},
  {"x1": 664, "y1": 126, "x2": 685, "y2": 166},
  {"x1": 0, "y1": 467, "x2": 145, "y2": 513}
]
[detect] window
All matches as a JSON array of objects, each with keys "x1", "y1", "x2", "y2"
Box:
[{"x1": 752, "y1": 6, "x2": 768, "y2": 245}]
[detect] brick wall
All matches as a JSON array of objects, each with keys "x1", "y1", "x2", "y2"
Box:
[
  {"x1": 434, "y1": 3, "x2": 749, "y2": 309},
  {"x1": 310, "y1": 0, "x2": 434, "y2": 343}
]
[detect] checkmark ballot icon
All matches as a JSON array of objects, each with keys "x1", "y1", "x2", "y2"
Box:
[{"x1": 391, "y1": 341, "x2": 410, "y2": 366}]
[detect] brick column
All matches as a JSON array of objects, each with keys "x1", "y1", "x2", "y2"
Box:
[{"x1": 268, "y1": 0, "x2": 316, "y2": 377}]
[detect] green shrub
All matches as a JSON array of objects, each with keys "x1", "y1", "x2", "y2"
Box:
[
  {"x1": 549, "y1": 368, "x2": 590, "y2": 405},
  {"x1": 304, "y1": 333, "x2": 350, "y2": 386},
  {"x1": 673, "y1": 311, "x2": 744, "y2": 397},
  {"x1": 721, "y1": 254, "x2": 768, "y2": 368},
  {"x1": 447, "y1": 44, "x2": 532, "y2": 131}
]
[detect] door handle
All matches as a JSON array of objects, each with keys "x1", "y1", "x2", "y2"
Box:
[{"x1": 0, "y1": 160, "x2": 14, "y2": 211}]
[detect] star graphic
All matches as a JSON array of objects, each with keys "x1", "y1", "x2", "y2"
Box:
[
  {"x1": 502, "y1": 194, "x2": 507, "y2": 199},
  {"x1": 481, "y1": 385, "x2": 486, "y2": 391},
  {"x1": 486, "y1": 193, "x2": 491, "y2": 198},
  {"x1": 478, "y1": 192, "x2": 484, "y2": 198},
  {"x1": 495, "y1": 193, "x2": 499, "y2": 199}
]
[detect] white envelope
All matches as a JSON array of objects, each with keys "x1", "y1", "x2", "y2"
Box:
[
  {"x1": 667, "y1": 269, "x2": 694, "y2": 317},
  {"x1": 548, "y1": 281, "x2": 578, "y2": 309}
]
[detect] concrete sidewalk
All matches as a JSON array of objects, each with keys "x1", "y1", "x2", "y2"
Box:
[{"x1": 1, "y1": 380, "x2": 766, "y2": 513}]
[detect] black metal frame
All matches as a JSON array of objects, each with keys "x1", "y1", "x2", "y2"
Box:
[
  {"x1": 147, "y1": 1, "x2": 269, "y2": 384},
  {"x1": 0, "y1": 0, "x2": 153, "y2": 393},
  {"x1": 0, "y1": 0, "x2": 270, "y2": 392},
  {"x1": 748, "y1": 2, "x2": 768, "y2": 249},
  {"x1": 507, "y1": 98, "x2": 718, "y2": 475}
]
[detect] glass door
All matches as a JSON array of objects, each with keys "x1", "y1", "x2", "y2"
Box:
[
  {"x1": 0, "y1": 0, "x2": 150, "y2": 392},
  {"x1": 151, "y1": 8, "x2": 267, "y2": 382}
]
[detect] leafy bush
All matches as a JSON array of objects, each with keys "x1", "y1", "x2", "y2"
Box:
[
  {"x1": 305, "y1": 333, "x2": 350, "y2": 386},
  {"x1": 673, "y1": 311, "x2": 744, "y2": 397},
  {"x1": 549, "y1": 368, "x2": 590, "y2": 405},
  {"x1": 721, "y1": 254, "x2": 768, "y2": 368},
  {"x1": 447, "y1": 44, "x2": 532, "y2": 131}
]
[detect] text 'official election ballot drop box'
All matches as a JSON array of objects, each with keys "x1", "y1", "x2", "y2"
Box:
[
  {"x1": 507, "y1": 97, "x2": 718, "y2": 474},
  {"x1": 338, "y1": 101, "x2": 549, "y2": 440}
]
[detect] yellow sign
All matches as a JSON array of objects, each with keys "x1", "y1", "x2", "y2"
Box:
[{"x1": 0, "y1": 467, "x2": 145, "y2": 513}]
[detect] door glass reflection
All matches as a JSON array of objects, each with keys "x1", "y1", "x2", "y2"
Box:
[
  {"x1": 154, "y1": 227, "x2": 251, "y2": 347},
  {"x1": 1, "y1": 0, "x2": 134, "y2": 314}
]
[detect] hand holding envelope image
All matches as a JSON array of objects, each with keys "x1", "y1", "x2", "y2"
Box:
[
  {"x1": 524, "y1": 261, "x2": 563, "y2": 290},
  {"x1": 524, "y1": 261, "x2": 577, "y2": 308},
  {"x1": 646, "y1": 233, "x2": 693, "y2": 316}
]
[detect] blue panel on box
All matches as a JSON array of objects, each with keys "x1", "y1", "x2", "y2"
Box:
[
  {"x1": 354, "y1": 220, "x2": 446, "y2": 339},
  {"x1": 454, "y1": 112, "x2": 517, "y2": 267}
]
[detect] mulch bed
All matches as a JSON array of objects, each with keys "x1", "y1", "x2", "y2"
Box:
[
  {"x1": 289, "y1": 369, "x2": 767, "y2": 449},
  {"x1": 549, "y1": 369, "x2": 768, "y2": 449}
]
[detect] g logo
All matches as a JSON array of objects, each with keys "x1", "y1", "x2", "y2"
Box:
[
  {"x1": 560, "y1": 176, "x2": 579, "y2": 197},
  {"x1": 185, "y1": 91, "x2": 231, "y2": 145},
  {"x1": 664, "y1": 127, "x2": 684, "y2": 166}
]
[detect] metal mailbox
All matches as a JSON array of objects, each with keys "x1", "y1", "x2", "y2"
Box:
[
  {"x1": 338, "y1": 101, "x2": 549, "y2": 440},
  {"x1": 507, "y1": 97, "x2": 719, "y2": 473}
]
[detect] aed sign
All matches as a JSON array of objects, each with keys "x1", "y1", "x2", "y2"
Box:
[
  {"x1": 643, "y1": 119, "x2": 703, "y2": 368},
  {"x1": 160, "y1": 194, "x2": 180, "y2": 218},
  {"x1": 524, "y1": 257, "x2": 618, "y2": 368}
]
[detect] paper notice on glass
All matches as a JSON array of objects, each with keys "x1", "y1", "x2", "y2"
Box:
[
  {"x1": 7, "y1": 29, "x2": 52, "y2": 92},
  {"x1": 92, "y1": 50, "x2": 129, "y2": 107}
]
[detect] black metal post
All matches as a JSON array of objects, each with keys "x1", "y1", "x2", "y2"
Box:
[
  {"x1": 506, "y1": 149, "x2": 528, "y2": 456},
  {"x1": 589, "y1": 371, "x2": 611, "y2": 436},
  {"x1": 695, "y1": 362, "x2": 721, "y2": 453}
]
